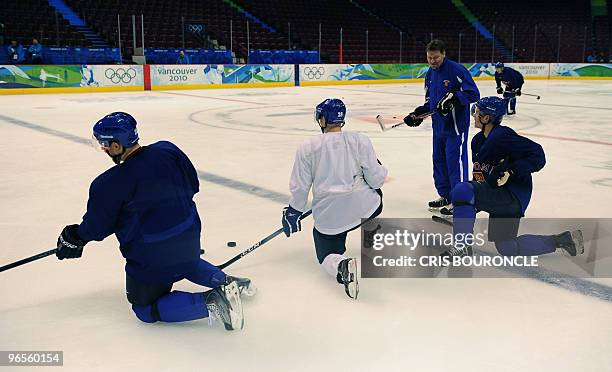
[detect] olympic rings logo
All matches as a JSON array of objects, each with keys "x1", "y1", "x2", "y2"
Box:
[
  {"x1": 303, "y1": 66, "x2": 325, "y2": 80},
  {"x1": 105, "y1": 67, "x2": 137, "y2": 84},
  {"x1": 188, "y1": 24, "x2": 203, "y2": 33}
]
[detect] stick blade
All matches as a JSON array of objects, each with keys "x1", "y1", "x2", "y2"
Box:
[{"x1": 376, "y1": 114, "x2": 387, "y2": 131}]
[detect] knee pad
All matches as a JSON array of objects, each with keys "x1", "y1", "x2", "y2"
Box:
[
  {"x1": 494, "y1": 239, "x2": 519, "y2": 256},
  {"x1": 451, "y1": 182, "x2": 474, "y2": 206},
  {"x1": 132, "y1": 304, "x2": 157, "y2": 323}
]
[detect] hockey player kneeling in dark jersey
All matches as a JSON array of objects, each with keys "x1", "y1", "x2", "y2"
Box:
[
  {"x1": 55, "y1": 112, "x2": 254, "y2": 330},
  {"x1": 441, "y1": 97, "x2": 584, "y2": 258}
]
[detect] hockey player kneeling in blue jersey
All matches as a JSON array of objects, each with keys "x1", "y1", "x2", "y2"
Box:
[
  {"x1": 282, "y1": 99, "x2": 387, "y2": 299},
  {"x1": 55, "y1": 112, "x2": 251, "y2": 330},
  {"x1": 442, "y1": 97, "x2": 584, "y2": 258}
]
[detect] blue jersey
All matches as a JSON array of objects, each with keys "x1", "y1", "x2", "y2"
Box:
[
  {"x1": 424, "y1": 58, "x2": 480, "y2": 137},
  {"x1": 471, "y1": 125, "x2": 545, "y2": 215},
  {"x1": 7, "y1": 44, "x2": 24, "y2": 63},
  {"x1": 176, "y1": 55, "x2": 190, "y2": 64},
  {"x1": 77, "y1": 141, "x2": 202, "y2": 283},
  {"x1": 495, "y1": 67, "x2": 524, "y2": 90},
  {"x1": 28, "y1": 44, "x2": 42, "y2": 57}
]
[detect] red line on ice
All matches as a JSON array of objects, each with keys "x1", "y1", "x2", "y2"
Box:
[
  {"x1": 520, "y1": 132, "x2": 612, "y2": 147},
  {"x1": 157, "y1": 91, "x2": 266, "y2": 105}
]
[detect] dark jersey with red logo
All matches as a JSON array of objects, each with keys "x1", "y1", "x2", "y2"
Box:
[{"x1": 471, "y1": 125, "x2": 546, "y2": 215}]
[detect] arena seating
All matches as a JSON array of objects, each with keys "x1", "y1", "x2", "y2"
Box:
[
  {"x1": 62, "y1": 0, "x2": 288, "y2": 61},
  {"x1": 234, "y1": 0, "x2": 403, "y2": 63},
  {"x1": 462, "y1": 0, "x2": 593, "y2": 62},
  {"x1": 1, "y1": 0, "x2": 91, "y2": 48},
  {"x1": 2, "y1": 0, "x2": 608, "y2": 64},
  {"x1": 355, "y1": 0, "x2": 481, "y2": 63}
]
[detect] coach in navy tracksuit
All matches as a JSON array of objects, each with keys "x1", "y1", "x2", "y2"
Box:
[
  {"x1": 495, "y1": 62, "x2": 524, "y2": 115},
  {"x1": 404, "y1": 39, "x2": 480, "y2": 215}
]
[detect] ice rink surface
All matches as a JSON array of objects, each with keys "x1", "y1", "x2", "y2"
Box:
[{"x1": 1, "y1": 80, "x2": 611, "y2": 371}]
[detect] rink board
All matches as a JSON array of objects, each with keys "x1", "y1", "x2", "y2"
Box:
[{"x1": 0, "y1": 63, "x2": 610, "y2": 94}]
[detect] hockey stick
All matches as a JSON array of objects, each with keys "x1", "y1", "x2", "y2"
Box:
[
  {"x1": 217, "y1": 209, "x2": 313, "y2": 269},
  {"x1": 376, "y1": 111, "x2": 435, "y2": 132},
  {"x1": 520, "y1": 92, "x2": 541, "y2": 100},
  {"x1": 0, "y1": 248, "x2": 58, "y2": 273},
  {"x1": 0, "y1": 246, "x2": 204, "y2": 273}
]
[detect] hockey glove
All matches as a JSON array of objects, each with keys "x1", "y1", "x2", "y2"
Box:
[
  {"x1": 436, "y1": 91, "x2": 459, "y2": 116},
  {"x1": 282, "y1": 206, "x2": 302, "y2": 237},
  {"x1": 403, "y1": 105, "x2": 428, "y2": 127},
  {"x1": 496, "y1": 87, "x2": 504, "y2": 95},
  {"x1": 486, "y1": 163, "x2": 513, "y2": 188},
  {"x1": 57, "y1": 224, "x2": 88, "y2": 260},
  {"x1": 514, "y1": 88, "x2": 522, "y2": 96}
]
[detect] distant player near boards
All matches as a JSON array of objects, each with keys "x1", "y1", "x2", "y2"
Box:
[
  {"x1": 441, "y1": 97, "x2": 583, "y2": 258},
  {"x1": 495, "y1": 62, "x2": 524, "y2": 115},
  {"x1": 403, "y1": 39, "x2": 480, "y2": 217},
  {"x1": 55, "y1": 112, "x2": 253, "y2": 329},
  {"x1": 282, "y1": 98, "x2": 387, "y2": 299}
]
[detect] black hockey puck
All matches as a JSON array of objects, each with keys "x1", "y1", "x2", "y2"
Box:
[
  {"x1": 227, "y1": 241, "x2": 237, "y2": 247},
  {"x1": 200, "y1": 249, "x2": 205, "y2": 255}
]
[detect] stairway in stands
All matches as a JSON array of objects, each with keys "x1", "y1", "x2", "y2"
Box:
[
  {"x1": 47, "y1": 0, "x2": 109, "y2": 47},
  {"x1": 451, "y1": 0, "x2": 513, "y2": 61}
]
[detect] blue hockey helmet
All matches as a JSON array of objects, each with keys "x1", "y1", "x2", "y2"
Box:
[
  {"x1": 314, "y1": 98, "x2": 346, "y2": 129},
  {"x1": 471, "y1": 96, "x2": 506, "y2": 125},
  {"x1": 495, "y1": 62, "x2": 504, "y2": 69},
  {"x1": 92, "y1": 112, "x2": 139, "y2": 148}
]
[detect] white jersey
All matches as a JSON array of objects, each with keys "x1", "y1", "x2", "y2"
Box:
[{"x1": 289, "y1": 131, "x2": 387, "y2": 235}]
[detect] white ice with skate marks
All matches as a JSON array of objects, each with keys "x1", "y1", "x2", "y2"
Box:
[{"x1": 0, "y1": 80, "x2": 611, "y2": 372}]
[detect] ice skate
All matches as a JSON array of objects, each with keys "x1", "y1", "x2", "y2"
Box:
[
  {"x1": 554, "y1": 230, "x2": 584, "y2": 256},
  {"x1": 337, "y1": 258, "x2": 359, "y2": 299},
  {"x1": 438, "y1": 205, "x2": 454, "y2": 219},
  {"x1": 205, "y1": 280, "x2": 244, "y2": 330},
  {"x1": 440, "y1": 245, "x2": 473, "y2": 259},
  {"x1": 363, "y1": 224, "x2": 382, "y2": 249},
  {"x1": 428, "y1": 197, "x2": 450, "y2": 212}
]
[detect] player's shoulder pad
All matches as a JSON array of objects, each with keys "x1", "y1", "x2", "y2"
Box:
[
  {"x1": 354, "y1": 131, "x2": 373, "y2": 144},
  {"x1": 296, "y1": 136, "x2": 317, "y2": 156},
  {"x1": 151, "y1": 140, "x2": 179, "y2": 151},
  {"x1": 90, "y1": 166, "x2": 120, "y2": 193},
  {"x1": 471, "y1": 130, "x2": 484, "y2": 144},
  {"x1": 497, "y1": 124, "x2": 517, "y2": 135},
  {"x1": 490, "y1": 124, "x2": 518, "y2": 140}
]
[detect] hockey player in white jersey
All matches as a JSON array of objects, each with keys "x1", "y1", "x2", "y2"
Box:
[{"x1": 281, "y1": 98, "x2": 387, "y2": 299}]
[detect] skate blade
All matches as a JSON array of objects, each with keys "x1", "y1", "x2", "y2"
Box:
[
  {"x1": 571, "y1": 230, "x2": 585, "y2": 255},
  {"x1": 434, "y1": 211, "x2": 453, "y2": 220},
  {"x1": 223, "y1": 281, "x2": 244, "y2": 330},
  {"x1": 345, "y1": 258, "x2": 359, "y2": 300},
  {"x1": 432, "y1": 215, "x2": 453, "y2": 227}
]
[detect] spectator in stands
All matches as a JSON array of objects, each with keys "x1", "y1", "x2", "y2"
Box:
[
  {"x1": 176, "y1": 50, "x2": 190, "y2": 64},
  {"x1": 596, "y1": 52, "x2": 606, "y2": 63},
  {"x1": 586, "y1": 52, "x2": 597, "y2": 63},
  {"x1": 28, "y1": 38, "x2": 43, "y2": 64},
  {"x1": 7, "y1": 40, "x2": 25, "y2": 64}
]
